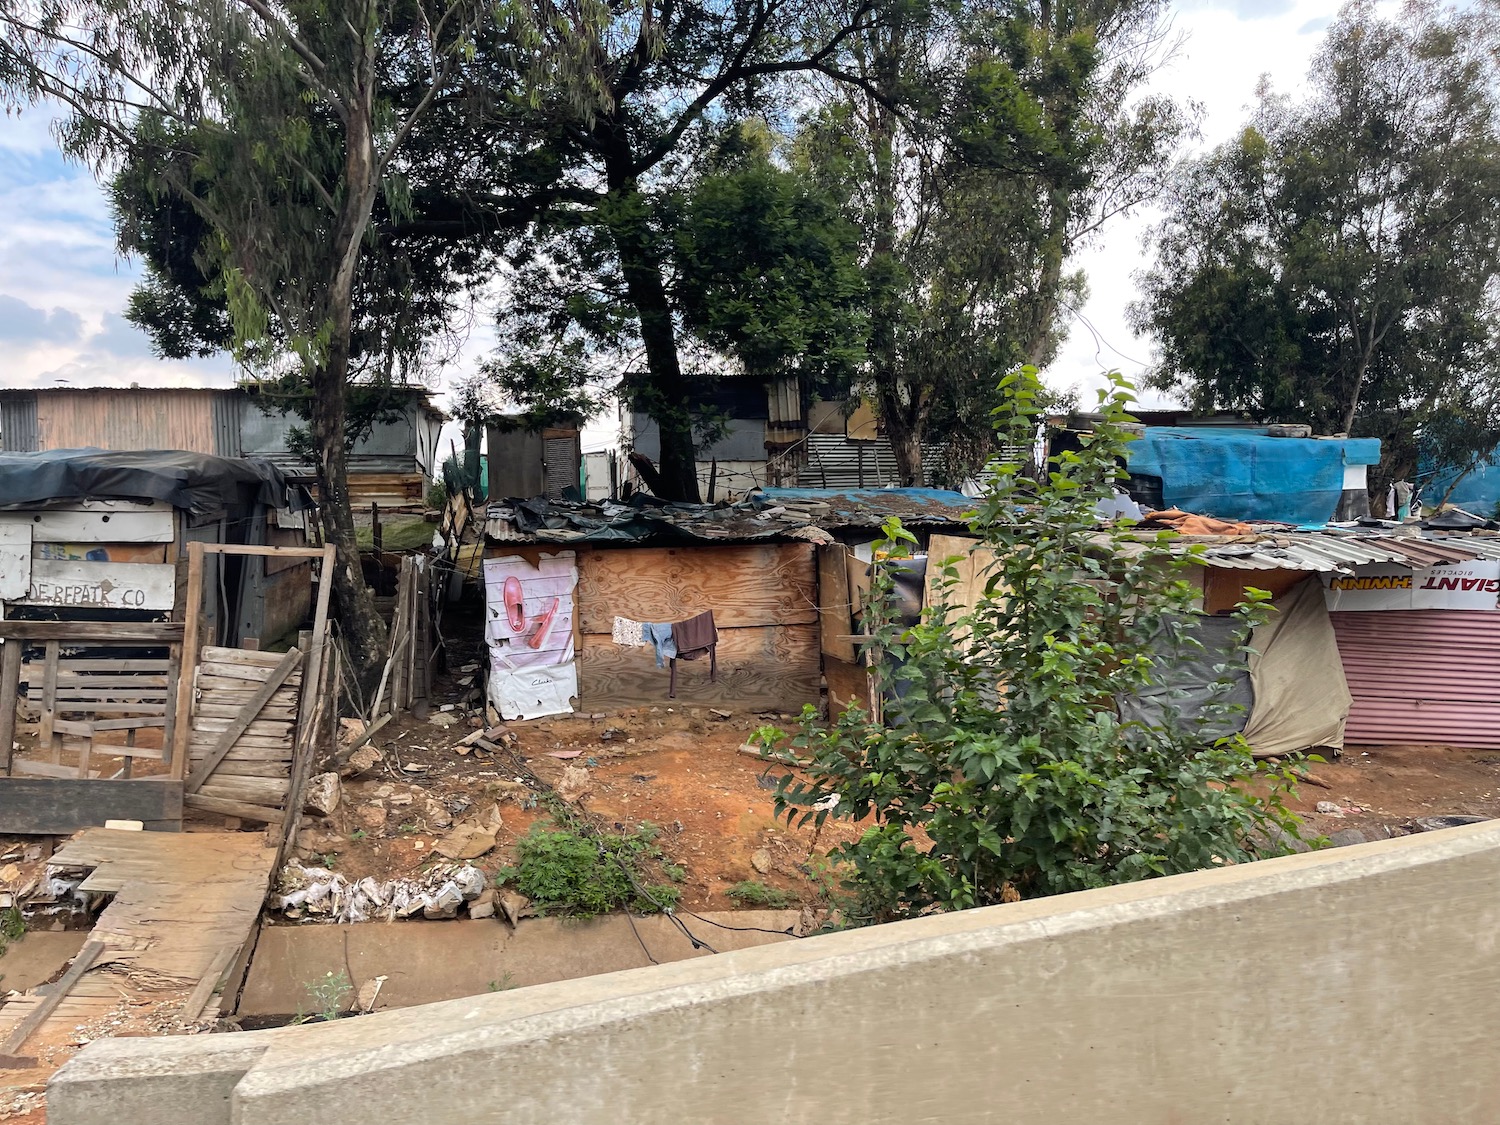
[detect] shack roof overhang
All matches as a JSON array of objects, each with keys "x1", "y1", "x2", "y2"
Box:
[
  {"x1": 1152, "y1": 527, "x2": 1500, "y2": 574},
  {"x1": 482, "y1": 487, "x2": 977, "y2": 545},
  {"x1": 0, "y1": 448, "x2": 301, "y2": 517}
]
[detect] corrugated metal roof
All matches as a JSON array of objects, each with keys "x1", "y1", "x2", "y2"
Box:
[{"x1": 1185, "y1": 530, "x2": 1500, "y2": 573}]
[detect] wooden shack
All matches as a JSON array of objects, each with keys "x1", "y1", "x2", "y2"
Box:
[{"x1": 0, "y1": 449, "x2": 329, "y2": 835}]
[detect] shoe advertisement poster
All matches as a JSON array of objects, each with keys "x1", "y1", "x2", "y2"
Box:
[{"x1": 482, "y1": 552, "x2": 578, "y2": 720}]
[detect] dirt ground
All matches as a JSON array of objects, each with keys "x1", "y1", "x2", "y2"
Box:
[{"x1": 291, "y1": 705, "x2": 862, "y2": 913}]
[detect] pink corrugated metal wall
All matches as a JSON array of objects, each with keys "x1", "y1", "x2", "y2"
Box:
[{"x1": 1331, "y1": 610, "x2": 1500, "y2": 747}]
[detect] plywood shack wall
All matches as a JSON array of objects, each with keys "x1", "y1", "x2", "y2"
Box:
[{"x1": 574, "y1": 543, "x2": 819, "y2": 711}]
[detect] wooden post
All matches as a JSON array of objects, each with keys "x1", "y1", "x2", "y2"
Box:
[
  {"x1": 277, "y1": 544, "x2": 336, "y2": 859},
  {"x1": 371, "y1": 502, "x2": 382, "y2": 553},
  {"x1": 39, "y1": 641, "x2": 59, "y2": 765},
  {"x1": 169, "y1": 541, "x2": 206, "y2": 779},
  {"x1": 0, "y1": 636, "x2": 22, "y2": 777}
]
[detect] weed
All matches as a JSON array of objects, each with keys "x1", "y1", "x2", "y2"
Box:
[
  {"x1": 488, "y1": 972, "x2": 517, "y2": 992},
  {"x1": 398, "y1": 823, "x2": 419, "y2": 834},
  {"x1": 496, "y1": 819, "x2": 682, "y2": 919},
  {"x1": 319, "y1": 853, "x2": 338, "y2": 869},
  {"x1": 349, "y1": 829, "x2": 368, "y2": 842},
  {"x1": 0, "y1": 904, "x2": 24, "y2": 955},
  {"x1": 299, "y1": 970, "x2": 352, "y2": 1022},
  {"x1": 726, "y1": 881, "x2": 795, "y2": 909}
]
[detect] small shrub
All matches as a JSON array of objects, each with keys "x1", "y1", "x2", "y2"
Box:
[
  {"x1": 764, "y1": 368, "x2": 1304, "y2": 926},
  {"x1": 725, "y1": 880, "x2": 795, "y2": 909},
  {"x1": 496, "y1": 820, "x2": 682, "y2": 918},
  {"x1": 0, "y1": 904, "x2": 24, "y2": 955}
]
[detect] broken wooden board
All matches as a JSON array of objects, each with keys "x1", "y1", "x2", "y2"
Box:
[{"x1": 577, "y1": 624, "x2": 819, "y2": 712}]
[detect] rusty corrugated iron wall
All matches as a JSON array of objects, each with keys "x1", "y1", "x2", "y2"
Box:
[
  {"x1": 1331, "y1": 609, "x2": 1500, "y2": 748},
  {"x1": 34, "y1": 388, "x2": 219, "y2": 453}
]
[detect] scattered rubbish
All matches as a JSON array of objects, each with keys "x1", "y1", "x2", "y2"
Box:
[
  {"x1": 1315, "y1": 801, "x2": 1342, "y2": 816},
  {"x1": 303, "y1": 773, "x2": 342, "y2": 817},
  {"x1": 433, "y1": 822, "x2": 499, "y2": 861},
  {"x1": 402, "y1": 763, "x2": 429, "y2": 774},
  {"x1": 547, "y1": 750, "x2": 583, "y2": 759},
  {"x1": 600, "y1": 727, "x2": 628, "y2": 741},
  {"x1": 430, "y1": 712, "x2": 460, "y2": 729},
  {"x1": 709, "y1": 709, "x2": 732, "y2": 720},
  {"x1": 270, "y1": 861, "x2": 491, "y2": 923}
]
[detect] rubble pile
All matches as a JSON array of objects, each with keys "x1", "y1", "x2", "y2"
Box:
[{"x1": 268, "y1": 859, "x2": 490, "y2": 923}]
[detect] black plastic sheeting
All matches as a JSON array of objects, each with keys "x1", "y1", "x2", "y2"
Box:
[
  {"x1": 1117, "y1": 614, "x2": 1255, "y2": 742},
  {"x1": 0, "y1": 448, "x2": 301, "y2": 517}
]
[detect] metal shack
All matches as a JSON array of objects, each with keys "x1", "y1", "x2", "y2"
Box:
[{"x1": 0, "y1": 448, "x2": 313, "y2": 833}]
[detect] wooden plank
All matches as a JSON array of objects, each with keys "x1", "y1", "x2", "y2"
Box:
[
  {"x1": 190, "y1": 719, "x2": 293, "y2": 741},
  {"x1": 201, "y1": 647, "x2": 291, "y2": 667},
  {"x1": 178, "y1": 944, "x2": 240, "y2": 1023},
  {"x1": 1, "y1": 941, "x2": 105, "y2": 1054},
  {"x1": 0, "y1": 523, "x2": 30, "y2": 600},
  {"x1": 171, "y1": 541, "x2": 206, "y2": 780},
  {"x1": 0, "y1": 778, "x2": 182, "y2": 834},
  {"x1": 197, "y1": 661, "x2": 304, "y2": 684},
  {"x1": 183, "y1": 793, "x2": 282, "y2": 823},
  {"x1": 50, "y1": 689, "x2": 169, "y2": 702},
  {"x1": 577, "y1": 624, "x2": 820, "y2": 712},
  {"x1": 21, "y1": 558, "x2": 176, "y2": 611},
  {"x1": 186, "y1": 648, "x2": 302, "y2": 794},
  {"x1": 0, "y1": 508, "x2": 174, "y2": 544},
  {"x1": 195, "y1": 702, "x2": 299, "y2": 721},
  {"x1": 43, "y1": 660, "x2": 173, "y2": 673},
  {"x1": 0, "y1": 621, "x2": 183, "y2": 643},
  {"x1": 924, "y1": 534, "x2": 995, "y2": 652},
  {"x1": 10, "y1": 760, "x2": 101, "y2": 779},
  {"x1": 200, "y1": 543, "x2": 334, "y2": 559},
  {"x1": 281, "y1": 548, "x2": 334, "y2": 861},
  {"x1": 188, "y1": 742, "x2": 294, "y2": 760},
  {"x1": 817, "y1": 543, "x2": 857, "y2": 663},
  {"x1": 197, "y1": 761, "x2": 291, "y2": 778},
  {"x1": 0, "y1": 638, "x2": 22, "y2": 776},
  {"x1": 576, "y1": 543, "x2": 818, "y2": 633},
  {"x1": 824, "y1": 655, "x2": 875, "y2": 721},
  {"x1": 39, "y1": 640, "x2": 59, "y2": 764},
  {"x1": 22, "y1": 673, "x2": 171, "y2": 688},
  {"x1": 198, "y1": 777, "x2": 290, "y2": 804}
]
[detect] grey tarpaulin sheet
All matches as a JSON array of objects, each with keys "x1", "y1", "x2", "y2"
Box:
[
  {"x1": 1241, "y1": 576, "x2": 1350, "y2": 758},
  {"x1": 0, "y1": 448, "x2": 297, "y2": 517},
  {"x1": 1118, "y1": 614, "x2": 1254, "y2": 741}
]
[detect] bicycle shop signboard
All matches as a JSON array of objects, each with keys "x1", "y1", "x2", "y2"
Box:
[{"x1": 1324, "y1": 560, "x2": 1500, "y2": 612}]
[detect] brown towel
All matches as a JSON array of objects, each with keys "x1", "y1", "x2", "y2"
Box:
[{"x1": 672, "y1": 610, "x2": 717, "y2": 661}]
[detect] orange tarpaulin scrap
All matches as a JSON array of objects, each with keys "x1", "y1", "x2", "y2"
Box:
[{"x1": 1145, "y1": 508, "x2": 1256, "y2": 536}]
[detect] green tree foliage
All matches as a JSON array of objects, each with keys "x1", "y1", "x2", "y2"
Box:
[
  {"x1": 796, "y1": 0, "x2": 1195, "y2": 486},
  {"x1": 1132, "y1": 0, "x2": 1500, "y2": 503},
  {"x1": 765, "y1": 368, "x2": 1300, "y2": 924},
  {"x1": 0, "y1": 0, "x2": 496, "y2": 680}
]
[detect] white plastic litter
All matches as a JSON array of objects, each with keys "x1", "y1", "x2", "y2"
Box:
[{"x1": 268, "y1": 859, "x2": 489, "y2": 923}]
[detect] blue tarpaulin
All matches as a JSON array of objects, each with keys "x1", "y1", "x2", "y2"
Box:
[{"x1": 1123, "y1": 428, "x2": 1380, "y2": 526}]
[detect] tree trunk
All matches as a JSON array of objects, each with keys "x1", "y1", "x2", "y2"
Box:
[
  {"x1": 310, "y1": 306, "x2": 389, "y2": 698},
  {"x1": 1022, "y1": 189, "x2": 1070, "y2": 367},
  {"x1": 602, "y1": 165, "x2": 701, "y2": 503},
  {"x1": 866, "y1": 21, "x2": 921, "y2": 486},
  {"x1": 311, "y1": 75, "x2": 390, "y2": 697}
]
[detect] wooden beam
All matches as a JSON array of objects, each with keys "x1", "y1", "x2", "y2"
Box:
[
  {"x1": 183, "y1": 792, "x2": 282, "y2": 823},
  {"x1": 184, "y1": 648, "x2": 302, "y2": 795},
  {"x1": 199, "y1": 543, "x2": 334, "y2": 559},
  {"x1": 0, "y1": 622, "x2": 184, "y2": 643},
  {"x1": 1, "y1": 941, "x2": 104, "y2": 1056},
  {"x1": 0, "y1": 637, "x2": 21, "y2": 777},
  {"x1": 170, "y1": 541, "x2": 206, "y2": 779},
  {"x1": 277, "y1": 545, "x2": 335, "y2": 859},
  {"x1": 0, "y1": 779, "x2": 182, "y2": 834}
]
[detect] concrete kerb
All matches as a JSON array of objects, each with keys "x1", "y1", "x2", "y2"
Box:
[{"x1": 49, "y1": 820, "x2": 1500, "y2": 1125}]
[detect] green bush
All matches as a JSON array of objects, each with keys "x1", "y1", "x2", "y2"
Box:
[
  {"x1": 497, "y1": 820, "x2": 682, "y2": 918},
  {"x1": 764, "y1": 368, "x2": 1304, "y2": 925},
  {"x1": 725, "y1": 880, "x2": 796, "y2": 909}
]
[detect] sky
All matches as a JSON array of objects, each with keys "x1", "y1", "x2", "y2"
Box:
[{"x1": 0, "y1": 0, "x2": 1339, "y2": 443}]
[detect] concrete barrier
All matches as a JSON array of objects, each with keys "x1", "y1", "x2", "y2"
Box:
[{"x1": 50, "y1": 821, "x2": 1500, "y2": 1124}]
